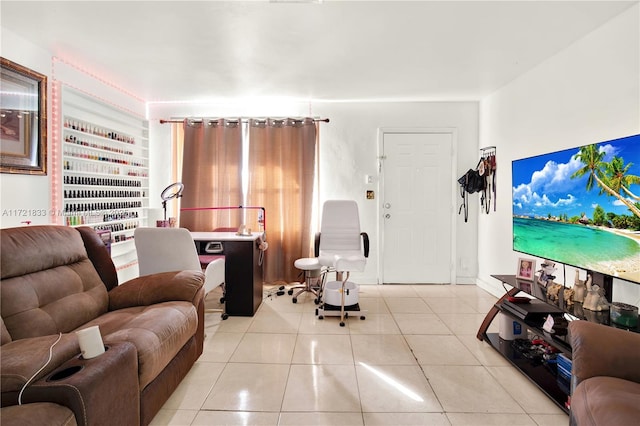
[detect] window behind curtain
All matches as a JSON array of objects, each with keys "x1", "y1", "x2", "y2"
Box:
[
  {"x1": 246, "y1": 118, "x2": 317, "y2": 283},
  {"x1": 179, "y1": 119, "x2": 244, "y2": 231},
  {"x1": 173, "y1": 117, "x2": 318, "y2": 284}
]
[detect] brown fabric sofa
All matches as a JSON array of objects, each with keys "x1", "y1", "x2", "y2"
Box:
[
  {"x1": 569, "y1": 320, "x2": 640, "y2": 426},
  {"x1": 1, "y1": 402, "x2": 77, "y2": 426},
  {"x1": 1, "y1": 225, "x2": 205, "y2": 426}
]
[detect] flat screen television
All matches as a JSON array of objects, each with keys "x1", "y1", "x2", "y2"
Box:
[{"x1": 512, "y1": 134, "x2": 640, "y2": 286}]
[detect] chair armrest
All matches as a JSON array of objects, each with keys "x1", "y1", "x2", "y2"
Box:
[
  {"x1": 314, "y1": 232, "x2": 321, "y2": 257},
  {"x1": 361, "y1": 232, "x2": 369, "y2": 258},
  {"x1": 108, "y1": 270, "x2": 204, "y2": 311},
  {"x1": 569, "y1": 320, "x2": 640, "y2": 386}
]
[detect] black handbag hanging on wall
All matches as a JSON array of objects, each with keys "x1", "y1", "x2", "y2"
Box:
[
  {"x1": 457, "y1": 147, "x2": 497, "y2": 222},
  {"x1": 457, "y1": 159, "x2": 488, "y2": 222}
]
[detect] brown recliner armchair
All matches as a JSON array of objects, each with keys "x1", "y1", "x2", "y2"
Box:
[
  {"x1": 1, "y1": 225, "x2": 205, "y2": 425},
  {"x1": 569, "y1": 320, "x2": 640, "y2": 426}
]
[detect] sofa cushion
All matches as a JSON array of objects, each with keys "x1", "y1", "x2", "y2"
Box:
[
  {"x1": 571, "y1": 376, "x2": 640, "y2": 426},
  {"x1": 1, "y1": 226, "x2": 108, "y2": 340},
  {"x1": 1, "y1": 402, "x2": 77, "y2": 426},
  {"x1": 83, "y1": 301, "x2": 198, "y2": 388}
]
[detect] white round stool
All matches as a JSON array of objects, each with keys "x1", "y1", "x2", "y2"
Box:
[{"x1": 289, "y1": 257, "x2": 323, "y2": 303}]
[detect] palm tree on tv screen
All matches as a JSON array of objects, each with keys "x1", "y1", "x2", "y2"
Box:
[
  {"x1": 603, "y1": 156, "x2": 640, "y2": 202},
  {"x1": 571, "y1": 144, "x2": 640, "y2": 218}
]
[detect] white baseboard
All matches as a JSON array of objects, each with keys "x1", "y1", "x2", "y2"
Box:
[
  {"x1": 454, "y1": 276, "x2": 477, "y2": 285},
  {"x1": 475, "y1": 276, "x2": 503, "y2": 298}
]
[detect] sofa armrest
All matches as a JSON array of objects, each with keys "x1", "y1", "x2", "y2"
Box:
[
  {"x1": 2, "y1": 339, "x2": 139, "y2": 426},
  {"x1": 26, "y1": 341, "x2": 139, "y2": 426},
  {"x1": 108, "y1": 270, "x2": 204, "y2": 311},
  {"x1": 1, "y1": 334, "x2": 80, "y2": 396},
  {"x1": 569, "y1": 320, "x2": 640, "y2": 386}
]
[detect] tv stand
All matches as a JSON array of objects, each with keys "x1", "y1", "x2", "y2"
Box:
[
  {"x1": 478, "y1": 274, "x2": 640, "y2": 413},
  {"x1": 478, "y1": 275, "x2": 573, "y2": 413}
]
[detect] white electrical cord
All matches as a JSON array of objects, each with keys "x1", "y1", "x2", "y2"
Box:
[{"x1": 18, "y1": 332, "x2": 63, "y2": 405}]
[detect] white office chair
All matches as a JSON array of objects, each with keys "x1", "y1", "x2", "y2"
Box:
[
  {"x1": 315, "y1": 200, "x2": 369, "y2": 326},
  {"x1": 134, "y1": 227, "x2": 227, "y2": 319}
]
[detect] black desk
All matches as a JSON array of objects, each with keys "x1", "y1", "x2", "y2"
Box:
[{"x1": 191, "y1": 232, "x2": 263, "y2": 316}]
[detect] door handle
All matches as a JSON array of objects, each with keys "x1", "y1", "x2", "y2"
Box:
[{"x1": 384, "y1": 214, "x2": 391, "y2": 219}]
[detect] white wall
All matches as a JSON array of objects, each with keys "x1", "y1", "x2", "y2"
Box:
[
  {"x1": 311, "y1": 102, "x2": 479, "y2": 285},
  {"x1": 148, "y1": 101, "x2": 479, "y2": 284},
  {"x1": 2, "y1": 26, "x2": 480, "y2": 286},
  {"x1": 478, "y1": 5, "x2": 640, "y2": 305},
  {"x1": 0, "y1": 28, "x2": 147, "y2": 229},
  {"x1": 0, "y1": 29, "x2": 52, "y2": 227}
]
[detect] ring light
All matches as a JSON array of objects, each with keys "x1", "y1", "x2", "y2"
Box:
[{"x1": 161, "y1": 182, "x2": 184, "y2": 220}]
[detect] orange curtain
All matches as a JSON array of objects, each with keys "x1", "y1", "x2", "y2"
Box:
[
  {"x1": 180, "y1": 119, "x2": 243, "y2": 231},
  {"x1": 170, "y1": 123, "x2": 184, "y2": 221},
  {"x1": 246, "y1": 118, "x2": 317, "y2": 284}
]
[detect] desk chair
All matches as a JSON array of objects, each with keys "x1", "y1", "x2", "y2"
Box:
[
  {"x1": 315, "y1": 200, "x2": 369, "y2": 326},
  {"x1": 134, "y1": 227, "x2": 227, "y2": 319}
]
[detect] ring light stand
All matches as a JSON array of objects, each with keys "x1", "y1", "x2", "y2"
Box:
[{"x1": 161, "y1": 182, "x2": 184, "y2": 221}]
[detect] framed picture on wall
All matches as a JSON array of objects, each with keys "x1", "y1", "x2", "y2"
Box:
[
  {"x1": 1, "y1": 57, "x2": 47, "y2": 175},
  {"x1": 516, "y1": 257, "x2": 536, "y2": 281}
]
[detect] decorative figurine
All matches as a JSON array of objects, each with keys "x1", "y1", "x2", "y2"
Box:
[
  {"x1": 573, "y1": 269, "x2": 586, "y2": 303},
  {"x1": 547, "y1": 282, "x2": 563, "y2": 303},
  {"x1": 563, "y1": 287, "x2": 575, "y2": 308},
  {"x1": 582, "y1": 273, "x2": 610, "y2": 311}
]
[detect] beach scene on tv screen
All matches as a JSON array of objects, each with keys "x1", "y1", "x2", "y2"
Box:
[{"x1": 512, "y1": 135, "x2": 640, "y2": 284}]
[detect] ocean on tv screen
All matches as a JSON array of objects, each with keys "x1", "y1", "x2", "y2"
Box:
[{"x1": 512, "y1": 134, "x2": 640, "y2": 284}]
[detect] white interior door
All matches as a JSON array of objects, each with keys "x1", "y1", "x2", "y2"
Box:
[{"x1": 381, "y1": 131, "x2": 453, "y2": 284}]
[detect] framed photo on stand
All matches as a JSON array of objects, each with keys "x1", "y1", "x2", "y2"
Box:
[
  {"x1": 0, "y1": 57, "x2": 47, "y2": 175},
  {"x1": 537, "y1": 260, "x2": 556, "y2": 288},
  {"x1": 516, "y1": 258, "x2": 536, "y2": 281}
]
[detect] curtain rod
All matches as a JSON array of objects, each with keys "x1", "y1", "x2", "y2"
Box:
[{"x1": 159, "y1": 118, "x2": 330, "y2": 124}]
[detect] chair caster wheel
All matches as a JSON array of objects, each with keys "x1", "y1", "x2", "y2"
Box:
[
  {"x1": 292, "y1": 298, "x2": 297, "y2": 303},
  {"x1": 318, "y1": 315, "x2": 324, "y2": 320},
  {"x1": 340, "y1": 322, "x2": 345, "y2": 327},
  {"x1": 345, "y1": 312, "x2": 349, "y2": 318},
  {"x1": 315, "y1": 308, "x2": 319, "y2": 316},
  {"x1": 288, "y1": 289, "x2": 294, "y2": 295},
  {"x1": 360, "y1": 316, "x2": 366, "y2": 320},
  {"x1": 314, "y1": 298, "x2": 320, "y2": 305},
  {"x1": 219, "y1": 297, "x2": 225, "y2": 303},
  {"x1": 221, "y1": 313, "x2": 229, "y2": 320}
]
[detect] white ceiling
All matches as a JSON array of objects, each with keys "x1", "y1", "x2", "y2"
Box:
[{"x1": 1, "y1": 1, "x2": 636, "y2": 103}]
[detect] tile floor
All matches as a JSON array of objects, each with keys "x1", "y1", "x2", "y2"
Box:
[{"x1": 150, "y1": 284, "x2": 569, "y2": 426}]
